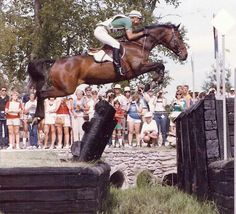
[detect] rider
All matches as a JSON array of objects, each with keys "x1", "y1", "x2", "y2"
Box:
[{"x1": 94, "y1": 10, "x2": 146, "y2": 75}]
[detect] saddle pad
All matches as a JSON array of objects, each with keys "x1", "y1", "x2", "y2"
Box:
[{"x1": 88, "y1": 50, "x2": 113, "y2": 62}]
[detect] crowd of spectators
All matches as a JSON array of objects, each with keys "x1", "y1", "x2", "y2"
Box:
[{"x1": 0, "y1": 83, "x2": 234, "y2": 150}]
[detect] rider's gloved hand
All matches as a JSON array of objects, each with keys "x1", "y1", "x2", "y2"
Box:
[{"x1": 143, "y1": 28, "x2": 149, "y2": 36}]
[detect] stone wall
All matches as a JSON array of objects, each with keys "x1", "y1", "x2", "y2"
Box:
[
  {"x1": 208, "y1": 160, "x2": 234, "y2": 214},
  {"x1": 204, "y1": 95, "x2": 220, "y2": 160},
  {"x1": 103, "y1": 147, "x2": 176, "y2": 188}
]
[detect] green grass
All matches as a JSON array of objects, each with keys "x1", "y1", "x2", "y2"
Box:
[
  {"x1": 0, "y1": 150, "x2": 94, "y2": 168},
  {"x1": 103, "y1": 185, "x2": 219, "y2": 214}
]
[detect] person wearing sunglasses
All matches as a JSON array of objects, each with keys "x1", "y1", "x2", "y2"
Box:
[{"x1": 0, "y1": 87, "x2": 9, "y2": 149}]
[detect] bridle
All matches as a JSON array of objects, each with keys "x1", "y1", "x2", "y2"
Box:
[{"x1": 167, "y1": 28, "x2": 181, "y2": 53}]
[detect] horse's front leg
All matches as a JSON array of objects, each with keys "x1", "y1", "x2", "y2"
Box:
[{"x1": 137, "y1": 62, "x2": 165, "y2": 84}]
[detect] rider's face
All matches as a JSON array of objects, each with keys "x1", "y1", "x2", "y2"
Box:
[{"x1": 131, "y1": 17, "x2": 142, "y2": 26}]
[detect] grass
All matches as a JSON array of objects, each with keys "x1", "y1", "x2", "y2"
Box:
[
  {"x1": 103, "y1": 185, "x2": 219, "y2": 214},
  {"x1": 0, "y1": 150, "x2": 94, "y2": 168}
]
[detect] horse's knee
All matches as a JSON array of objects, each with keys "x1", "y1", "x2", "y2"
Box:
[{"x1": 156, "y1": 64, "x2": 165, "y2": 84}]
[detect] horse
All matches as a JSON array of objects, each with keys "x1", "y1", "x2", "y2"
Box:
[{"x1": 28, "y1": 24, "x2": 188, "y2": 118}]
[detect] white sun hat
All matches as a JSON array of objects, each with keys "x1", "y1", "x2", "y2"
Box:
[
  {"x1": 124, "y1": 86, "x2": 131, "y2": 92},
  {"x1": 144, "y1": 112, "x2": 153, "y2": 118},
  {"x1": 128, "y1": 10, "x2": 142, "y2": 19},
  {"x1": 114, "y1": 84, "x2": 121, "y2": 89}
]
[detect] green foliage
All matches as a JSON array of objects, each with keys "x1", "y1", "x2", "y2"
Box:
[
  {"x1": 103, "y1": 185, "x2": 219, "y2": 214},
  {"x1": 136, "y1": 170, "x2": 154, "y2": 188}
]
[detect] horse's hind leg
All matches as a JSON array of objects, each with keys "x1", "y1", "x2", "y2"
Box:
[{"x1": 35, "y1": 87, "x2": 69, "y2": 118}]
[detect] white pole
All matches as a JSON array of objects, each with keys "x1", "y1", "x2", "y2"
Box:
[
  {"x1": 222, "y1": 35, "x2": 227, "y2": 160},
  {"x1": 191, "y1": 56, "x2": 195, "y2": 102},
  {"x1": 234, "y1": 68, "x2": 236, "y2": 214},
  {"x1": 215, "y1": 48, "x2": 221, "y2": 99}
]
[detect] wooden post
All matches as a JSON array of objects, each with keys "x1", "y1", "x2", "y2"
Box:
[{"x1": 71, "y1": 100, "x2": 117, "y2": 162}]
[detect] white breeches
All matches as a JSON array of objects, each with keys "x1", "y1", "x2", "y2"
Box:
[{"x1": 94, "y1": 26, "x2": 120, "y2": 49}]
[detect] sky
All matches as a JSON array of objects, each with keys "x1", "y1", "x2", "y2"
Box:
[{"x1": 155, "y1": 0, "x2": 236, "y2": 102}]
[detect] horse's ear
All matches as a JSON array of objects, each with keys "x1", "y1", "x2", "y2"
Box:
[{"x1": 176, "y1": 24, "x2": 181, "y2": 29}]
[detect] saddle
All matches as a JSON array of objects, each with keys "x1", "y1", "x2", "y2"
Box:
[{"x1": 88, "y1": 45, "x2": 124, "y2": 63}]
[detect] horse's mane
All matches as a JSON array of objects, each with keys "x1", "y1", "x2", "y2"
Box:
[{"x1": 134, "y1": 23, "x2": 177, "y2": 33}]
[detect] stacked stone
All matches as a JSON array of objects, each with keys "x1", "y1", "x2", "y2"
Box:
[
  {"x1": 103, "y1": 148, "x2": 176, "y2": 188},
  {"x1": 204, "y1": 94, "x2": 220, "y2": 160}
]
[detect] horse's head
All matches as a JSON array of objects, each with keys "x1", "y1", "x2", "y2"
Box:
[{"x1": 147, "y1": 24, "x2": 188, "y2": 61}]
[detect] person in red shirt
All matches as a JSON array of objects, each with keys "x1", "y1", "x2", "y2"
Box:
[
  {"x1": 112, "y1": 100, "x2": 124, "y2": 147},
  {"x1": 5, "y1": 91, "x2": 23, "y2": 149},
  {"x1": 55, "y1": 97, "x2": 72, "y2": 149}
]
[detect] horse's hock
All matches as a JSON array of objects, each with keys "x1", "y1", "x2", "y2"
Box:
[{"x1": 0, "y1": 151, "x2": 110, "y2": 214}]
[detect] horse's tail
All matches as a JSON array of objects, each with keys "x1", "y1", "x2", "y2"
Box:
[{"x1": 27, "y1": 59, "x2": 55, "y2": 91}]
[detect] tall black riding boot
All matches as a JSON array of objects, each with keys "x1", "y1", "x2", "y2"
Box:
[{"x1": 113, "y1": 48, "x2": 123, "y2": 75}]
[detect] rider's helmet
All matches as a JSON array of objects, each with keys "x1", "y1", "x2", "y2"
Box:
[{"x1": 128, "y1": 10, "x2": 142, "y2": 19}]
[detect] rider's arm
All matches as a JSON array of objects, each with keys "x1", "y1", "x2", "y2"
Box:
[{"x1": 126, "y1": 29, "x2": 144, "y2": 40}]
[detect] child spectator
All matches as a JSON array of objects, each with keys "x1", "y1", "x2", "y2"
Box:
[{"x1": 112, "y1": 100, "x2": 124, "y2": 147}]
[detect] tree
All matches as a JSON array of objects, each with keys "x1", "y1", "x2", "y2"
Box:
[{"x1": 202, "y1": 65, "x2": 232, "y2": 92}]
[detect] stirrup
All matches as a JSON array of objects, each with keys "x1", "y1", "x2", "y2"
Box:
[{"x1": 115, "y1": 66, "x2": 125, "y2": 76}]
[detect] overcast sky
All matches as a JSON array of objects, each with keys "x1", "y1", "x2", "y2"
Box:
[{"x1": 155, "y1": 0, "x2": 236, "y2": 102}]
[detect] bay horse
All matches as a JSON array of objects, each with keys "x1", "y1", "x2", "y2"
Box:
[{"x1": 28, "y1": 24, "x2": 187, "y2": 118}]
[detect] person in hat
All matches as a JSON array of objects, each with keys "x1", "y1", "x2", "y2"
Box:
[
  {"x1": 140, "y1": 112, "x2": 158, "y2": 147},
  {"x1": 94, "y1": 10, "x2": 146, "y2": 75},
  {"x1": 228, "y1": 87, "x2": 235, "y2": 98}
]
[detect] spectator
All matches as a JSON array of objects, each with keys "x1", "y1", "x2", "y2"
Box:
[
  {"x1": 123, "y1": 86, "x2": 132, "y2": 145},
  {"x1": 84, "y1": 86, "x2": 95, "y2": 121},
  {"x1": 22, "y1": 86, "x2": 36, "y2": 147},
  {"x1": 91, "y1": 89, "x2": 99, "y2": 104},
  {"x1": 136, "y1": 83, "x2": 149, "y2": 120},
  {"x1": 153, "y1": 90, "x2": 168, "y2": 146},
  {"x1": 170, "y1": 90, "x2": 187, "y2": 120},
  {"x1": 228, "y1": 87, "x2": 235, "y2": 98},
  {"x1": 44, "y1": 98, "x2": 57, "y2": 149},
  {"x1": 182, "y1": 84, "x2": 192, "y2": 108},
  {"x1": 127, "y1": 92, "x2": 143, "y2": 147},
  {"x1": 0, "y1": 86, "x2": 9, "y2": 149},
  {"x1": 140, "y1": 112, "x2": 158, "y2": 147},
  {"x1": 143, "y1": 88, "x2": 156, "y2": 114},
  {"x1": 71, "y1": 89, "x2": 87, "y2": 143},
  {"x1": 113, "y1": 84, "x2": 127, "y2": 111},
  {"x1": 112, "y1": 100, "x2": 124, "y2": 147},
  {"x1": 24, "y1": 93, "x2": 38, "y2": 149},
  {"x1": 106, "y1": 89, "x2": 115, "y2": 105},
  {"x1": 5, "y1": 91, "x2": 23, "y2": 149},
  {"x1": 55, "y1": 97, "x2": 71, "y2": 149}
]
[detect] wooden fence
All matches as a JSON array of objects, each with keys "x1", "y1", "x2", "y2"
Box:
[{"x1": 175, "y1": 94, "x2": 234, "y2": 213}]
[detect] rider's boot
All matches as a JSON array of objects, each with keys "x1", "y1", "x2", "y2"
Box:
[{"x1": 113, "y1": 48, "x2": 124, "y2": 76}]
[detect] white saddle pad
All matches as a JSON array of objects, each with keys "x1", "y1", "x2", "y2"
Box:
[{"x1": 88, "y1": 50, "x2": 113, "y2": 62}]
